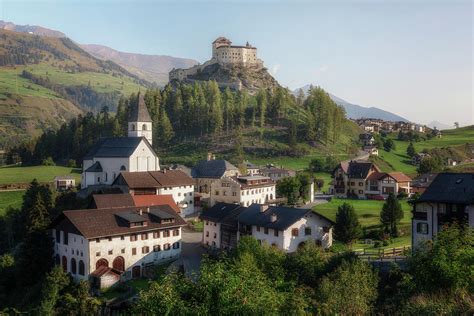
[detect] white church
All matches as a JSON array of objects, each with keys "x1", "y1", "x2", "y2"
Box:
[{"x1": 81, "y1": 93, "x2": 160, "y2": 189}]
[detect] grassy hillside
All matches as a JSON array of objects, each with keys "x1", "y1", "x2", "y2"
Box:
[
  {"x1": 373, "y1": 126, "x2": 474, "y2": 176},
  {"x1": 0, "y1": 29, "x2": 147, "y2": 146},
  {"x1": 0, "y1": 165, "x2": 81, "y2": 184},
  {"x1": 0, "y1": 190, "x2": 24, "y2": 216}
]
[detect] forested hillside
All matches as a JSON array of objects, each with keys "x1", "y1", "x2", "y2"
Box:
[
  {"x1": 8, "y1": 82, "x2": 361, "y2": 167},
  {"x1": 0, "y1": 29, "x2": 148, "y2": 147}
]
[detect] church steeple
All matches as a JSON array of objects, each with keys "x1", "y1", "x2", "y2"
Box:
[{"x1": 128, "y1": 92, "x2": 153, "y2": 145}]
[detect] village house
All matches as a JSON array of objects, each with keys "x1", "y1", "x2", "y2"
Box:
[
  {"x1": 191, "y1": 153, "x2": 240, "y2": 194},
  {"x1": 112, "y1": 170, "x2": 195, "y2": 216},
  {"x1": 259, "y1": 166, "x2": 296, "y2": 181},
  {"x1": 410, "y1": 173, "x2": 438, "y2": 194},
  {"x1": 330, "y1": 160, "x2": 411, "y2": 198},
  {"x1": 51, "y1": 204, "x2": 186, "y2": 289},
  {"x1": 81, "y1": 93, "x2": 159, "y2": 189},
  {"x1": 200, "y1": 203, "x2": 334, "y2": 252},
  {"x1": 54, "y1": 175, "x2": 76, "y2": 191},
  {"x1": 245, "y1": 161, "x2": 260, "y2": 176},
  {"x1": 363, "y1": 145, "x2": 379, "y2": 156},
  {"x1": 200, "y1": 203, "x2": 243, "y2": 249},
  {"x1": 412, "y1": 173, "x2": 474, "y2": 247},
  {"x1": 210, "y1": 175, "x2": 276, "y2": 207},
  {"x1": 359, "y1": 133, "x2": 375, "y2": 146}
]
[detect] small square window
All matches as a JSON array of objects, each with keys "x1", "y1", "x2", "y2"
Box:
[
  {"x1": 121, "y1": 248, "x2": 125, "y2": 254},
  {"x1": 132, "y1": 248, "x2": 137, "y2": 255},
  {"x1": 96, "y1": 252, "x2": 100, "y2": 257},
  {"x1": 108, "y1": 250, "x2": 113, "y2": 255}
]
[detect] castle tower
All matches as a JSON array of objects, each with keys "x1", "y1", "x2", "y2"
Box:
[
  {"x1": 128, "y1": 92, "x2": 153, "y2": 145},
  {"x1": 212, "y1": 36, "x2": 232, "y2": 59}
]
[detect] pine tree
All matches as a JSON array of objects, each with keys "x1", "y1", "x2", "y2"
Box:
[
  {"x1": 257, "y1": 89, "x2": 267, "y2": 137},
  {"x1": 288, "y1": 120, "x2": 297, "y2": 148},
  {"x1": 334, "y1": 203, "x2": 361, "y2": 245},
  {"x1": 407, "y1": 142, "x2": 416, "y2": 157},
  {"x1": 157, "y1": 109, "x2": 174, "y2": 146},
  {"x1": 380, "y1": 193, "x2": 403, "y2": 237}
]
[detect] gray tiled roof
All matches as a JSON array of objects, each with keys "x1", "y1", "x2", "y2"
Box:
[
  {"x1": 191, "y1": 159, "x2": 238, "y2": 178},
  {"x1": 200, "y1": 203, "x2": 244, "y2": 222},
  {"x1": 128, "y1": 92, "x2": 152, "y2": 122},
  {"x1": 85, "y1": 161, "x2": 103, "y2": 172},
  {"x1": 347, "y1": 161, "x2": 374, "y2": 179},
  {"x1": 237, "y1": 204, "x2": 334, "y2": 231},
  {"x1": 84, "y1": 137, "x2": 151, "y2": 160},
  {"x1": 416, "y1": 173, "x2": 474, "y2": 204}
]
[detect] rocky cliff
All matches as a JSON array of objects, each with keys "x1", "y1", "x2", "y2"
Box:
[{"x1": 171, "y1": 62, "x2": 280, "y2": 93}]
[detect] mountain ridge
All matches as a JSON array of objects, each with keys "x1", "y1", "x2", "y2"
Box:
[{"x1": 294, "y1": 84, "x2": 409, "y2": 122}]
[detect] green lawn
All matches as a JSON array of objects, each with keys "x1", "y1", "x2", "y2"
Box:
[
  {"x1": 313, "y1": 198, "x2": 412, "y2": 228},
  {"x1": 313, "y1": 172, "x2": 332, "y2": 193},
  {"x1": 0, "y1": 165, "x2": 81, "y2": 185},
  {"x1": 0, "y1": 190, "x2": 24, "y2": 215},
  {"x1": 374, "y1": 126, "x2": 474, "y2": 177},
  {"x1": 0, "y1": 67, "x2": 59, "y2": 99}
]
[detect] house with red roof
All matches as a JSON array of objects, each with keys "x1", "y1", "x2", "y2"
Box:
[{"x1": 330, "y1": 160, "x2": 412, "y2": 199}]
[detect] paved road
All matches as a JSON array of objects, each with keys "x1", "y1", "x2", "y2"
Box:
[{"x1": 180, "y1": 227, "x2": 205, "y2": 280}]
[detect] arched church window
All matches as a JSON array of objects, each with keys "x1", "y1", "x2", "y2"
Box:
[
  {"x1": 142, "y1": 124, "x2": 147, "y2": 131},
  {"x1": 120, "y1": 165, "x2": 126, "y2": 171},
  {"x1": 131, "y1": 124, "x2": 136, "y2": 131}
]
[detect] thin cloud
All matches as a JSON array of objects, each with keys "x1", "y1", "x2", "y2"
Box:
[{"x1": 271, "y1": 63, "x2": 281, "y2": 75}]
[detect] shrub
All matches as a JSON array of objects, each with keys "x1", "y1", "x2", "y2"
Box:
[
  {"x1": 42, "y1": 157, "x2": 55, "y2": 166},
  {"x1": 67, "y1": 159, "x2": 76, "y2": 168}
]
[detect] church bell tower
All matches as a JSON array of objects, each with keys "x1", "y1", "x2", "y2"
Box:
[{"x1": 128, "y1": 92, "x2": 153, "y2": 145}]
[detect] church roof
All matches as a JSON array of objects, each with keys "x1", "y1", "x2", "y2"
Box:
[
  {"x1": 213, "y1": 36, "x2": 232, "y2": 44},
  {"x1": 128, "y1": 92, "x2": 152, "y2": 122},
  {"x1": 85, "y1": 161, "x2": 103, "y2": 172},
  {"x1": 83, "y1": 137, "x2": 152, "y2": 160}
]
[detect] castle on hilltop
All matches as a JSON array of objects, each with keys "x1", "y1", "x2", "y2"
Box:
[
  {"x1": 169, "y1": 37, "x2": 264, "y2": 86},
  {"x1": 211, "y1": 37, "x2": 262, "y2": 66}
]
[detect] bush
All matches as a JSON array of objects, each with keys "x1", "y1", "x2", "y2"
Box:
[
  {"x1": 397, "y1": 191, "x2": 408, "y2": 199},
  {"x1": 373, "y1": 241, "x2": 382, "y2": 248},
  {"x1": 383, "y1": 240, "x2": 390, "y2": 247},
  {"x1": 42, "y1": 157, "x2": 55, "y2": 166},
  {"x1": 67, "y1": 159, "x2": 76, "y2": 168}
]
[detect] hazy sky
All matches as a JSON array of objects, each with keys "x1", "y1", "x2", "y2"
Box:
[{"x1": 1, "y1": 0, "x2": 472, "y2": 125}]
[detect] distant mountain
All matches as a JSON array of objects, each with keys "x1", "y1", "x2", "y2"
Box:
[
  {"x1": 0, "y1": 21, "x2": 199, "y2": 86},
  {"x1": 294, "y1": 85, "x2": 409, "y2": 122},
  {"x1": 0, "y1": 20, "x2": 66, "y2": 37},
  {"x1": 80, "y1": 44, "x2": 198, "y2": 86},
  {"x1": 426, "y1": 121, "x2": 452, "y2": 130}
]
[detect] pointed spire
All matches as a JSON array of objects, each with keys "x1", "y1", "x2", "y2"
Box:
[{"x1": 128, "y1": 92, "x2": 152, "y2": 122}]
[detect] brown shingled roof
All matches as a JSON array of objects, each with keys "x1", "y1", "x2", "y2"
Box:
[
  {"x1": 92, "y1": 193, "x2": 135, "y2": 209},
  {"x1": 60, "y1": 205, "x2": 186, "y2": 239},
  {"x1": 387, "y1": 172, "x2": 412, "y2": 182},
  {"x1": 149, "y1": 170, "x2": 194, "y2": 187},
  {"x1": 114, "y1": 170, "x2": 194, "y2": 189},
  {"x1": 115, "y1": 172, "x2": 160, "y2": 189}
]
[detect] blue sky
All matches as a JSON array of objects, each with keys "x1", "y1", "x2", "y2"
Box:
[{"x1": 1, "y1": 0, "x2": 472, "y2": 125}]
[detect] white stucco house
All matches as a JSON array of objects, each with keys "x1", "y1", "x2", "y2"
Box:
[
  {"x1": 210, "y1": 175, "x2": 276, "y2": 207},
  {"x1": 81, "y1": 92, "x2": 159, "y2": 189},
  {"x1": 412, "y1": 173, "x2": 474, "y2": 247},
  {"x1": 51, "y1": 204, "x2": 186, "y2": 289},
  {"x1": 200, "y1": 203, "x2": 334, "y2": 252}
]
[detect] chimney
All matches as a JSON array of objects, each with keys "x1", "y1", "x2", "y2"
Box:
[
  {"x1": 163, "y1": 168, "x2": 166, "y2": 174},
  {"x1": 270, "y1": 213, "x2": 277, "y2": 222},
  {"x1": 207, "y1": 152, "x2": 212, "y2": 161},
  {"x1": 212, "y1": 154, "x2": 216, "y2": 160},
  {"x1": 146, "y1": 207, "x2": 150, "y2": 213},
  {"x1": 259, "y1": 204, "x2": 269, "y2": 213},
  {"x1": 138, "y1": 209, "x2": 143, "y2": 215}
]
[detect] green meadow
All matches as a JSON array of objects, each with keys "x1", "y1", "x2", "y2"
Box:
[{"x1": 0, "y1": 165, "x2": 81, "y2": 185}]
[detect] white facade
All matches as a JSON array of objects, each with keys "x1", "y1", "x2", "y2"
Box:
[
  {"x1": 128, "y1": 121, "x2": 152, "y2": 145},
  {"x1": 210, "y1": 177, "x2": 276, "y2": 207},
  {"x1": 81, "y1": 139, "x2": 160, "y2": 189},
  {"x1": 158, "y1": 185, "x2": 195, "y2": 216},
  {"x1": 412, "y1": 202, "x2": 474, "y2": 247},
  {"x1": 53, "y1": 227, "x2": 182, "y2": 283},
  {"x1": 202, "y1": 221, "x2": 221, "y2": 248},
  {"x1": 244, "y1": 213, "x2": 333, "y2": 252}
]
